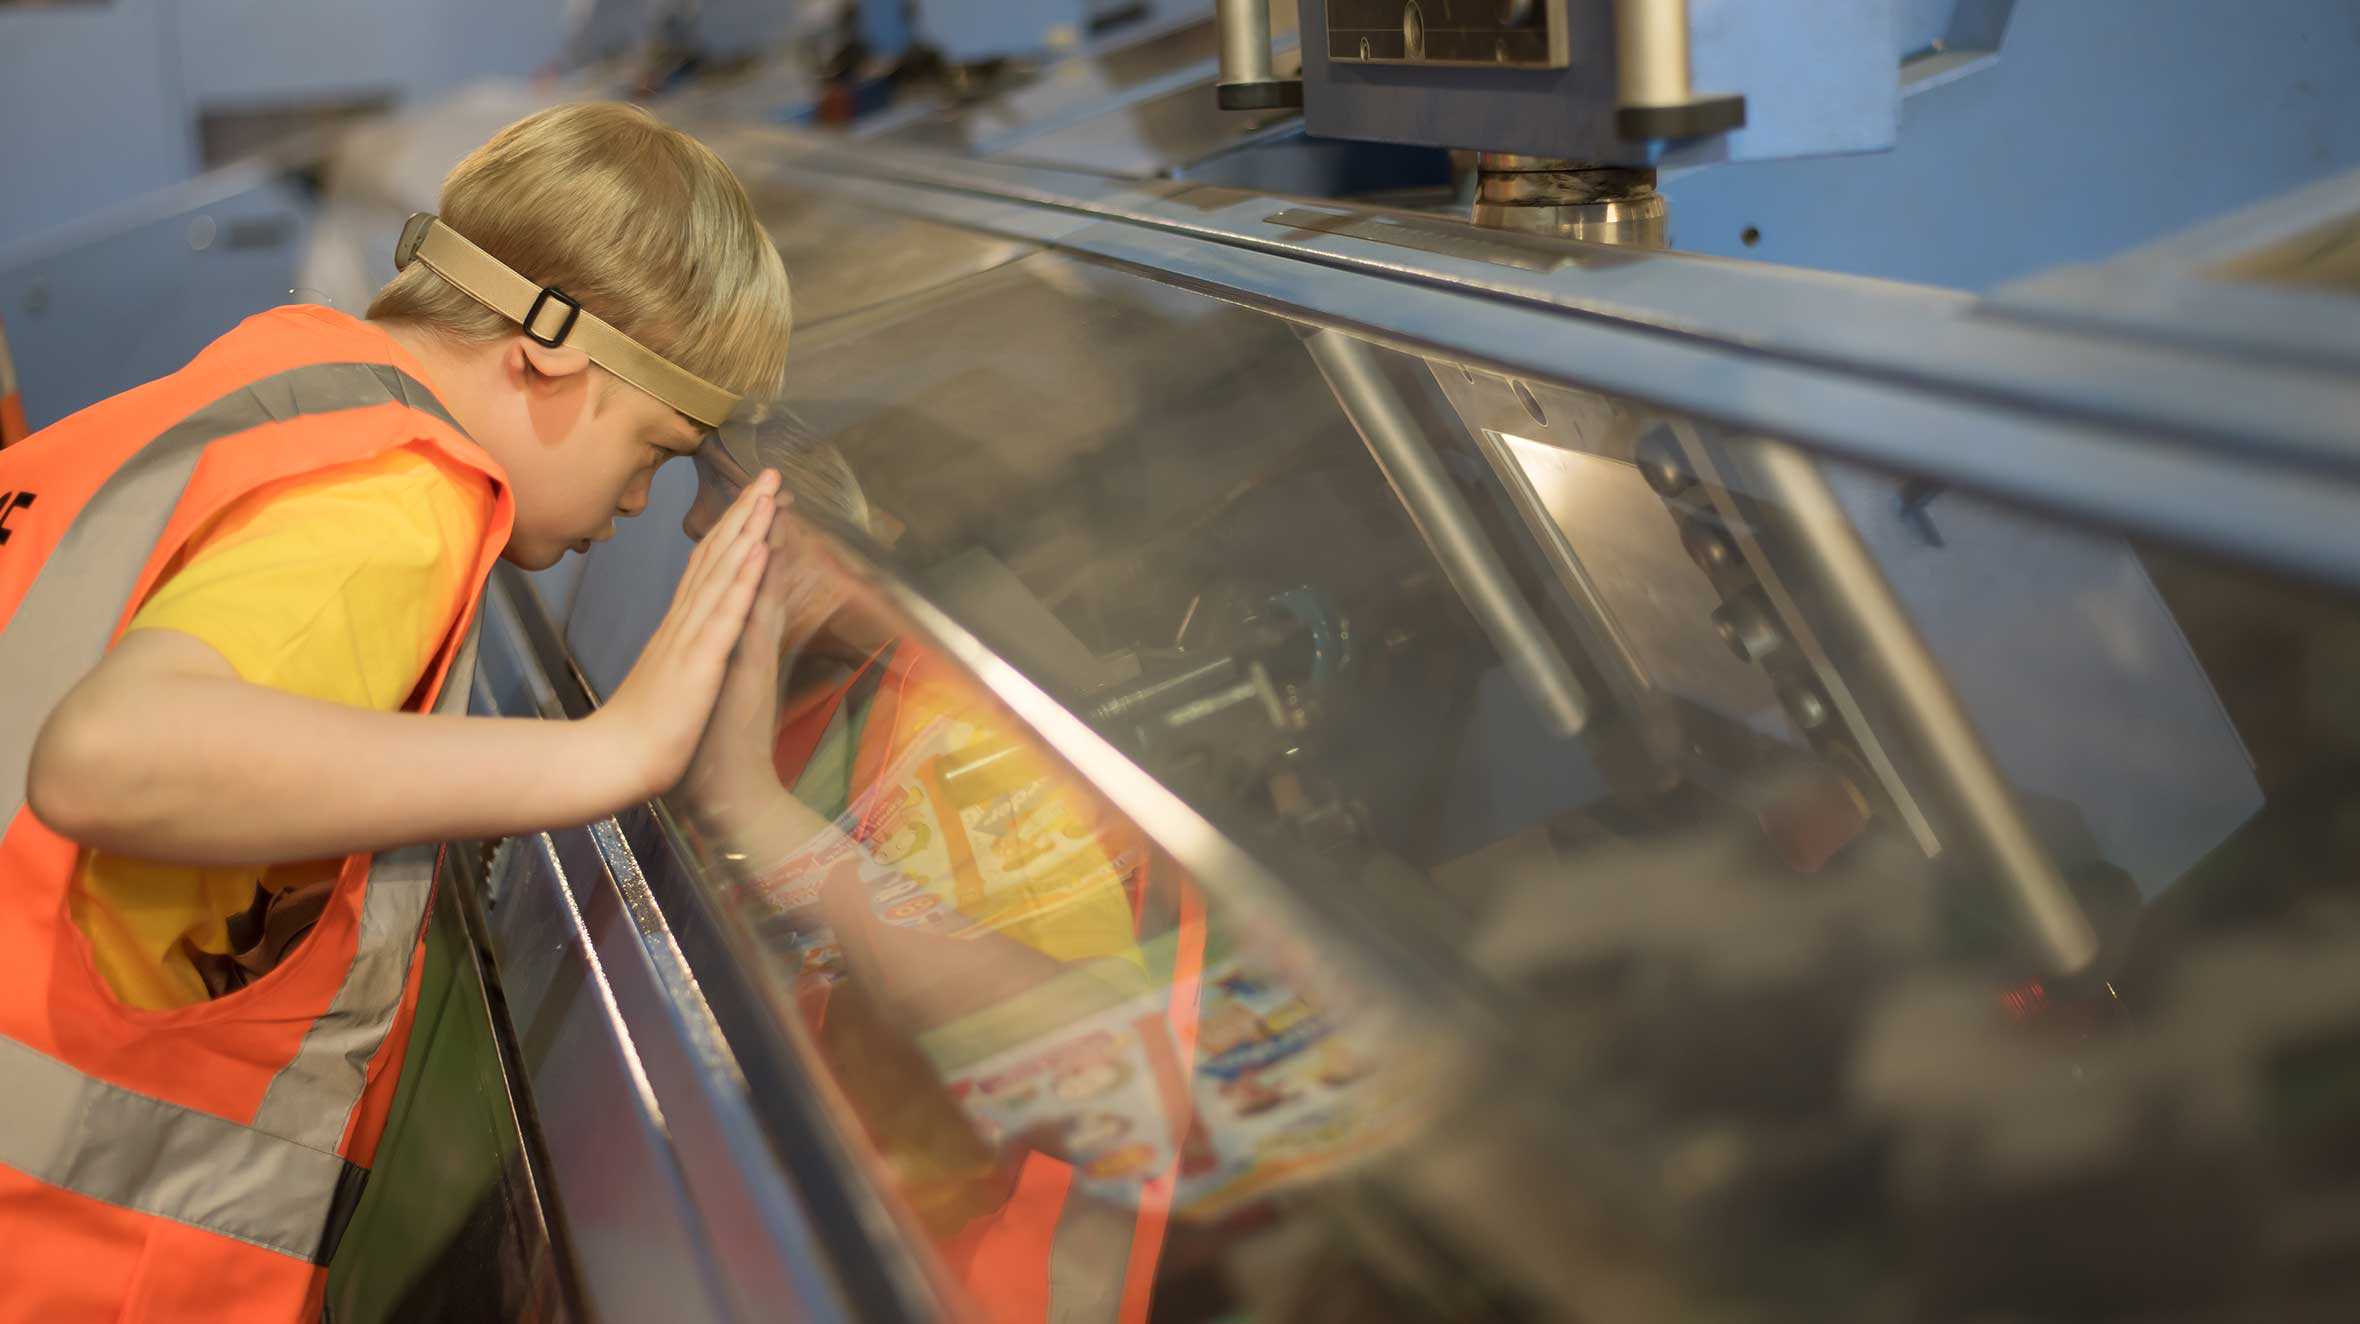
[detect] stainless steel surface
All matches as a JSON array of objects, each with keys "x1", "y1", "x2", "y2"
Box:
[
  {"x1": 1725, "y1": 439, "x2": 2100, "y2": 974},
  {"x1": 775, "y1": 137, "x2": 2360, "y2": 479},
  {"x1": 1429, "y1": 353, "x2": 2255, "y2": 918},
  {"x1": 1470, "y1": 155, "x2": 1668, "y2": 247},
  {"x1": 1427, "y1": 343, "x2": 1942, "y2": 852},
  {"x1": 742, "y1": 139, "x2": 2360, "y2": 593},
  {"x1": 1612, "y1": 0, "x2": 1693, "y2": 108},
  {"x1": 1817, "y1": 463, "x2": 2263, "y2": 901},
  {"x1": 1464, "y1": 111, "x2": 2091, "y2": 970},
  {"x1": 1640, "y1": 416, "x2": 1937, "y2": 851},
  {"x1": 1304, "y1": 327, "x2": 1593, "y2": 736},
  {"x1": 1461, "y1": 427, "x2": 1665, "y2": 718},
  {"x1": 475, "y1": 827, "x2": 740, "y2": 1324},
  {"x1": 1216, "y1": 0, "x2": 1278, "y2": 90},
  {"x1": 1265, "y1": 205, "x2": 1583, "y2": 272}
]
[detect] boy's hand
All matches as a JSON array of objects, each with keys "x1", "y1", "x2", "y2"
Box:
[
  {"x1": 679, "y1": 502, "x2": 849, "y2": 839},
  {"x1": 587, "y1": 469, "x2": 780, "y2": 801},
  {"x1": 677, "y1": 499, "x2": 796, "y2": 826}
]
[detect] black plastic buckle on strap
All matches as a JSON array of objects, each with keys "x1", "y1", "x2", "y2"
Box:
[
  {"x1": 524, "y1": 286, "x2": 582, "y2": 348},
  {"x1": 393, "y1": 212, "x2": 434, "y2": 271}
]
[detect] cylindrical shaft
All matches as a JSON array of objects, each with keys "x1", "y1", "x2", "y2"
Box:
[
  {"x1": 1216, "y1": 0, "x2": 1275, "y2": 89},
  {"x1": 1304, "y1": 329, "x2": 1592, "y2": 737},
  {"x1": 1613, "y1": 0, "x2": 1693, "y2": 108}
]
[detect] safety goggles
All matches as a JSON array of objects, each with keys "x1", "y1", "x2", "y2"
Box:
[{"x1": 395, "y1": 212, "x2": 742, "y2": 429}]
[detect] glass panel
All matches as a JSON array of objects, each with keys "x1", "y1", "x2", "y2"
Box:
[
  {"x1": 660, "y1": 531, "x2": 1462, "y2": 1321},
  {"x1": 568, "y1": 243, "x2": 2360, "y2": 1319},
  {"x1": 865, "y1": 11, "x2": 1305, "y2": 177},
  {"x1": 740, "y1": 177, "x2": 1036, "y2": 331},
  {"x1": 988, "y1": 75, "x2": 1306, "y2": 178}
]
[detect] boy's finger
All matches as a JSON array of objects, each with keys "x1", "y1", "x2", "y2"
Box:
[
  {"x1": 717, "y1": 469, "x2": 783, "y2": 542},
  {"x1": 769, "y1": 492, "x2": 796, "y2": 547},
  {"x1": 656, "y1": 473, "x2": 779, "y2": 671},
  {"x1": 748, "y1": 542, "x2": 794, "y2": 631},
  {"x1": 678, "y1": 493, "x2": 774, "y2": 637},
  {"x1": 697, "y1": 528, "x2": 773, "y2": 670},
  {"x1": 678, "y1": 471, "x2": 773, "y2": 593}
]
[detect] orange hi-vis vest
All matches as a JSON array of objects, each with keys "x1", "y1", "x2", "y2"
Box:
[
  {"x1": 0, "y1": 306, "x2": 512, "y2": 1322},
  {"x1": 775, "y1": 646, "x2": 1209, "y2": 1324}
]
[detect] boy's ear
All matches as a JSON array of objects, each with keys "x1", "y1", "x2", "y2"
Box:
[{"x1": 510, "y1": 333, "x2": 593, "y2": 386}]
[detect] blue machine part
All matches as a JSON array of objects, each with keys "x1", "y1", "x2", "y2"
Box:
[
  {"x1": 0, "y1": 167, "x2": 311, "y2": 433},
  {"x1": 1660, "y1": 0, "x2": 2360, "y2": 289},
  {"x1": 1299, "y1": 0, "x2": 1899, "y2": 167}
]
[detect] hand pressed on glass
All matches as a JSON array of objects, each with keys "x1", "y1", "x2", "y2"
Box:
[
  {"x1": 678, "y1": 498, "x2": 852, "y2": 852},
  {"x1": 585, "y1": 467, "x2": 782, "y2": 802}
]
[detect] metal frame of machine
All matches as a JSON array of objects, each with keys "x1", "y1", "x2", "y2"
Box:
[{"x1": 728, "y1": 129, "x2": 2360, "y2": 590}]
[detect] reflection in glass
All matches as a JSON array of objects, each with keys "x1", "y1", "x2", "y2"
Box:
[
  {"x1": 672, "y1": 424, "x2": 1441, "y2": 1319},
  {"x1": 604, "y1": 251, "x2": 2360, "y2": 1320}
]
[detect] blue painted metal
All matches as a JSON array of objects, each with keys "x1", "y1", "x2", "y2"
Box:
[
  {"x1": 0, "y1": 164, "x2": 310, "y2": 432},
  {"x1": 0, "y1": 0, "x2": 195, "y2": 249},
  {"x1": 1660, "y1": 0, "x2": 2360, "y2": 289},
  {"x1": 1298, "y1": 0, "x2": 1899, "y2": 166}
]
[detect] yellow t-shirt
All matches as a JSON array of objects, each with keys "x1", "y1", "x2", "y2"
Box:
[{"x1": 70, "y1": 443, "x2": 495, "y2": 1009}]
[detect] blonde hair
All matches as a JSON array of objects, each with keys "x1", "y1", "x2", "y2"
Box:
[
  {"x1": 755, "y1": 422, "x2": 870, "y2": 536},
  {"x1": 369, "y1": 102, "x2": 791, "y2": 400}
]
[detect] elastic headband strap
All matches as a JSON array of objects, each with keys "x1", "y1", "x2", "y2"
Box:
[{"x1": 395, "y1": 213, "x2": 740, "y2": 428}]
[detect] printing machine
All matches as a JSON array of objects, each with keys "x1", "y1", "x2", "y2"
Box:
[{"x1": 282, "y1": 4, "x2": 2360, "y2": 1321}]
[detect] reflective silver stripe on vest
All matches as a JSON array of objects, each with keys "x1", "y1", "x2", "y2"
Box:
[
  {"x1": 0, "y1": 1035, "x2": 364, "y2": 1261},
  {"x1": 250, "y1": 625, "x2": 477, "y2": 1149},
  {"x1": 0, "y1": 362, "x2": 461, "y2": 822},
  {"x1": 0, "y1": 361, "x2": 473, "y2": 1261}
]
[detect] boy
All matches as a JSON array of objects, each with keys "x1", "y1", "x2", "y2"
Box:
[{"x1": 0, "y1": 102, "x2": 789, "y2": 1321}]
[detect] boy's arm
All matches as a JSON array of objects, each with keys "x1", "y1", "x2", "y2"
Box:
[{"x1": 27, "y1": 472, "x2": 781, "y2": 866}]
